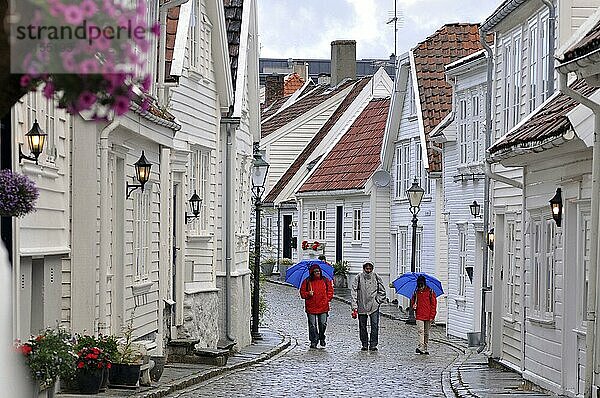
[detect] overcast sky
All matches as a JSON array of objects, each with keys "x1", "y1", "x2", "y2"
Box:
[{"x1": 257, "y1": 0, "x2": 501, "y2": 60}]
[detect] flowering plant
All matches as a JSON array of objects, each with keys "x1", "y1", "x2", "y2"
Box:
[
  {"x1": 15, "y1": 328, "x2": 76, "y2": 386},
  {"x1": 76, "y1": 346, "x2": 111, "y2": 372},
  {"x1": 301, "y1": 240, "x2": 309, "y2": 250},
  {"x1": 0, "y1": 169, "x2": 39, "y2": 217},
  {"x1": 302, "y1": 240, "x2": 322, "y2": 250},
  {"x1": 74, "y1": 334, "x2": 118, "y2": 366}
]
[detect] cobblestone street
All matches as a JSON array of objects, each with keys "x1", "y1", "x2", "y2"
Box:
[{"x1": 168, "y1": 282, "x2": 460, "y2": 397}]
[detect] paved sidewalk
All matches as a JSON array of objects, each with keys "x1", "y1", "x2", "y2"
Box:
[{"x1": 58, "y1": 327, "x2": 291, "y2": 398}]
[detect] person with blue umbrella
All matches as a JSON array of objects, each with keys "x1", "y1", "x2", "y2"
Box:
[
  {"x1": 299, "y1": 263, "x2": 334, "y2": 349},
  {"x1": 410, "y1": 275, "x2": 438, "y2": 355}
]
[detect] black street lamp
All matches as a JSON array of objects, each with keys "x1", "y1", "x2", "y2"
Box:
[
  {"x1": 126, "y1": 151, "x2": 152, "y2": 199},
  {"x1": 406, "y1": 178, "x2": 424, "y2": 325},
  {"x1": 19, "y1": 119, "x2": 47, "y2": 164},
  {"x1": 469, "y1": 200, "x2": 482, "y2": 218},
  {"x1": 549, "y1": 188, "x2": 562, "y2": 227},
  {"x1": 251, "y1": 146, "x2": 269, "y2": 339},
  {"x1": 185, "y1": 191, "x2": 202, "y2": 224}
]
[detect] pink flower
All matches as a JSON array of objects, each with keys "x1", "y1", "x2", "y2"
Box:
[
  {"x1": 19, "y1": 75, "x2": 31, "y2": 88},
  {"x1": 49, "y1": 1, "x2": 65, "y2": 17},
  {"x1": 42, "y1": 82, "x2": 55, "y2": 99},
  {"x1": 80, "y1": 0, "x2": 98, "y2": 17},
  {"x1": 63, "y1": 4, "x2": 84, "y2": 25},
  {"x1": 77, "y1": 91, "x2": 97, "y2": 111},
  {"x1": 141, "y1": 75, "x2": 151, "y2": 92},
  {"x1": 79, "y1": 59, "x2": 99, "y2": 74},
  {"x1": 113, "y1": 96, "x2": 130, "y2": 115},
  {"x1": 141, "y1": 97, "x2": 151, "y2": 111},
  {"x1": 150, "y1": 22, "x2": 161, "y2": 36}
]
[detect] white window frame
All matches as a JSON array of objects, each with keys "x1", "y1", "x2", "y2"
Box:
[
  {"x1": 530, "y1": 212, "x2": 556, "y2": 320},
  {"x1": 407, "y1": 79, "x2": 417, "y2": 116},
  {"x1": 395, "y1": 142, "x2": 411, "y2": 199},
  {"x1": 189, "y1": 0, "x2": 200, "y2": 71},
  {"x1": 188, "y1": 148, "x2": 210, "y2": 234},
  {"x1": 318, "y1": 209, "x2": 326, "y2": 240},
  {"x1": 397, "y1": 227, "x2": 408, "y2": 276},
  {"x1": 502, "y1": 39, "x2": 512, "y2": 134},
  {"x1": 459, "y1": 98, "x2": 468, "y2": 165},
  {"x1": 414, "y1": 228, "x2": 422, "y2": 273},
  {"x1": 308, "y1": 210, "x2": 317, "y2": 240},
  {"x1": 458, "y1": 227, "x2": 466, "y2": 297},
  {"x1": 512, "y1": 35, "x2": 522, "y2": 127},
  {"x1": 528, "y1": 22, "x2": 539, "y2": 113},
  {"x1": 415, "y1": 141, "x2": 430, "y2": 195},
  {"x1": 265, "y1": 216, "x2": 273, "y2": 246},
  {"x1": 353, "y1": 208, "x2": 362, "y2": 242},
  {"x1": 578, "y1": 208, "x2": 591, "y2": 327},
  {"x1": 472, "y1": 93, "x2": 481, "y2": 162},
  {"x1": 133, "y1": 189, "x2": 150, "y2": 280},
  {"x1": 505, "y1": 220, "x2": 516, "y2": 315}
]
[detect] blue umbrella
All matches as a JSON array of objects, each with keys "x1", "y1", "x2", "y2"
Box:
[
  {"x1": 392, "y1": 272, "x2": 444, "y2": 299},
  {"x1": 285, "y1": 259, "x2": 334, "y2": 289}
]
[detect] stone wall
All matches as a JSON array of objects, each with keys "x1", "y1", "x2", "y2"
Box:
[{"x1": 178, "y1": 291, "x2": 219, "y2": 348}]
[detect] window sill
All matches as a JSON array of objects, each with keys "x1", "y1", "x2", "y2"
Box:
[
  {"x1": 187, "y1": 233, "x2": 213, "y2": 243},
  {"x1": 527, "y1": 316, "x2": 555, "y2": 328},
  {"x1": 21, "y1": 161, "x2": 60, "y2": 180},
  {"x1": 408, "y1": 115, "x2": 418, "y2": 122},
  {"x1": 132, "y1": 280, "x2": 154, "y2": 296},
  {"x1": 454, "y1": 297, "x2": 466, "y2": 304},
  {"x1": 502, "y1": 315, "x2": 517, "y2": 324},
  {"x1": 573, "y1": 327, "x2": 587, "y2": 337},
  {"x1": 188, "y1": 69, "x2": 210, "y2": 85}
]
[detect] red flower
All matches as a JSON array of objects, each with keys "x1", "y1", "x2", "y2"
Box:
[
  {"x1": 20, "y1": 344, "x2": 32, "y2": 356},
  {"x1": 106, "y1": 363, "x2": 112, "y2": 369},
  {"x1": 302, "y1": 240, "x2": 309, "y2": 250},
  {"x1": 77, "y1": 362, "x2": 85, "y2": 369},
  {"x1": 311, "y1": 241, "x2": 320, "y2": 250}
]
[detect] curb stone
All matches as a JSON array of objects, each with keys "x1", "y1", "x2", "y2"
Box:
[{"x1": 129, "y1": 331, "x2": 292, "y2": 398}]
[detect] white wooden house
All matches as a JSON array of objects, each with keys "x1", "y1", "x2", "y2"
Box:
[
  {"x1": 261, "y1": 68, "x2": 393, "y2": 267},
  {"x1": 295, "y1": 97, "x2": 392, "y2": 284},
  {"x1": 481, "y1": 1, "x2": 600, "y2": 391},
  {"x1": 382, "y1": 25, "x2": 483, "y2": 325},
  {"x1": 430, "y1": 50, "x2": 488, "y2": 339}
]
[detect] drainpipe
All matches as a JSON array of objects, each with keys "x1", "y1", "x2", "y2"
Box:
[
  {"x1": 158, "y1": 0, "x2": 189, "y2": 105},
  {"x1": 540, "y1": 0, "x2": 556, "y2": 96},
  {"x1": 99, "y1": 119, "x2": 120, "y2": 335},
  {"x1": 558, "y1": 71, "x2": 600, "y2": 398},
  {"x1": 276, "y1": 204, "x2": 281, "y2": 273},
  {"x1": 222, "y1": 116, "x2": 239, "y2": 343}
]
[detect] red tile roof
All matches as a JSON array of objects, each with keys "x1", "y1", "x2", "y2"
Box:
[
  {"x1": 223, "y1": 0, "x2": 243, "y2": 90},
  {"x1": 264, "y1": 77, "x2": 372, "y2": 203},
  {"x1": 562, "y1": 20, "x2": 600, "y2": 62},
  {"x1": 284, "y1": 73, "x2": 305, "y2": 96},
  {"x1": 413, "y1": 23, "x2": 482, "y2": 172},
  {"x1": 261, "y1": 95, "x2": 291, "y2": 120},
  {"x1": 164, "y1": 6, "x2": 180, "y2": 83},
  {"x1": 298, "y1": 97, "x2": 390, "y2": 193},
  {"x1": 489, "y1": 79, "x2": 598, "y2": 155},
  {"x1": 261, "y1": 80, "x2": 355, "y2": 138}
]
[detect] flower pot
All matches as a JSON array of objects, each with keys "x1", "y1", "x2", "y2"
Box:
[
  {"x1": 260, "y1": 262, "x2": 275, "y2": 276},
  {"x1": 77, "y1": 369, "x2": 103, "y2": 394},
  {"x1": 334, "y1": 275, "x2": 348, "y2": 288},
  {"x1": 99, "y1": 367, "x2": 109, "y2": 391},
  {"x1": 108, "y1": 363, "x2": 141, "y2": 388},
  {"x1": 149, "y1": 356, "x2": 166, "y2": 382}
]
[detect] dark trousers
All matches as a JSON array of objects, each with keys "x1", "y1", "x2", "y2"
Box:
[
  {"x1": 307, "y1": 313, "x2": 328, "y2": 344},
  {"x1": 358, "y1": 310, "x2": 380, "y2": 348}
]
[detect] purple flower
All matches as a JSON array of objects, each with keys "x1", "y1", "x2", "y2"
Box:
[
  {"x1": 42, "y1": 82, "x2": 55, "y2": 99},
  {"x1": 113, "y1": 96, "x2": 129, "y2": 116},
  {"x1": 141, "y1": 97, "x2": 151, "y2": 111},
  {"x1": 150, "y1": 22, "x2": 160, "y2": 36},
  {"x1": 80, "y1": 0, "x2": 98, "y2": 17},
  {"x1": 0, "y1": 170, "x2": 39, "y2": 218},
  {"x1": 141, "y1": 75, "x2": 151, "y2": 92},
  {"x1": 78, "y1": 59, "x2": 99, "y2": 74},
  {"x1": 77, "y1": 91, "x2": 97, "y2": 111},
  {"x1": 20, "y1": 75, "x2": 31, "y2": 88},
  {"x1": 63, "y1": 4, "x2": 84, "y2": 25}
]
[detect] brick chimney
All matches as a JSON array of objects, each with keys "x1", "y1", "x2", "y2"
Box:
[
  {"x1": 265, "y1": 73, "x2": 284, "y2": 105},
  {"x1": 293, "y1": 62, "x2": 309, "y2": 82},
  {"x1": 330, "y1": 40, "x2": 356, "y2": 86}
]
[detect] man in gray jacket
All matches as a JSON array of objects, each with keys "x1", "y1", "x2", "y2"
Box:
[{"x1": 351, "y1": 262, "x2": 386, "y2": 351}]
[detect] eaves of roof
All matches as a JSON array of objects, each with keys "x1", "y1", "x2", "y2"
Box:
[{"x1": 480, "y1": 0, "x2": 528, "y2": 32}]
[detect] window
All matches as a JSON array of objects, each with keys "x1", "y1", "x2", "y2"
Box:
[
  {"x1": 414, "y1": 229, "x2": 422, "y2": 273},
  {"x1": 459, "y1": 99, "x2": 468, "y2": 164},
  {"x1": 308, "y1": 210, "x2": 317, "y2": 240},
  {"x1": 531, "y1": 215, "x2": 556, "y2": 317},
  {"x1": 133, "y1": 190, "x2": 150, "y2": 279},
  {"x1": 318, "y1": 210, "x2": 326, "y2": 240},
  {"x1": 458, "y1": 229, "x2": 466, "y2": 297},
  {"x1": 512, "y1": 36, "x2": 522, "y2": 126},
  {"x1": 541, "y1": 15, "x2": 550, "y2": 102},
  {"x1": 353, "y1": 209, "x2": 361, "y2": 241},
  {"x1": 189, "y1": 0, "x2": 200, "y2": 70},
  {"x1": 395, "y1": 142, "x2": 411, "y2": 198},
  {"x1": 415, "y1": 142, "x2": 430, "y2": 195},
  {"x1": 189, "y1": 2, "x2": 212, "y2": 77},
  {"x1": 505, "y1": 221, "x2": 516, "y2": 315},
  {"x1": 529, "y1": 24, "x2": 538, "y2": 113},
  {"x1": 407, "y1": 79, "x2": 417, "y2": 116},
  {"x1": 502, "y1": 40, "x2": 512, "y2": 133},
  {"x1": 44, "y1": 98, "x2": 56, "y2": 162},
  {"x1": 397, "y1": 227, "x2": 408, "y2": 276},
  {"x1": 189, "y1": 148, "x2": 210, "y2": 233},
  {"x1": 580, "y1": 212, "x2": 591, "y2": 324},
  {"x1": 265, "y1": 217, "x2": 273, "y2": 246}
]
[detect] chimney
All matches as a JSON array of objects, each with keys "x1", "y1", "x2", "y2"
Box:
[
  {"x1": 265, "y1": 73, "x2": 284, "y2": 105},
  {"x1": 330, "y1": 40, "x2": 356, "y2": 86},
  {"x1": 293, "y1": 62, "x2": 309, "y2": 82},
  {"x1": 317, "y1": 73, "x2": 331, "y2": 85}
]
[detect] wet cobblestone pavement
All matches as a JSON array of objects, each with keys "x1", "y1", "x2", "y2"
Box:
[{"x1": 168, "y1": 282, "x2": 460, "y2": 398}]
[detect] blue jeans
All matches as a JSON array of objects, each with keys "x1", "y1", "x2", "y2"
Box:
[
  {"x1": 358, "y1": 310, "x2": 380, "y2": 348},
  {"x1": 307, "y1": 313, "x2": 328, "y2": 345}
]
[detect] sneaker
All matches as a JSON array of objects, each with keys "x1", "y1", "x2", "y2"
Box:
[
  {"x1": 310, "y1": 343, "x2": 317, "y2": 349},
  {"x1": 319, "y1": 340, "x2": 326, "y2": 347},
  {"x1": 424, "y1": 351, "x2": 429, "y2": 355},
  {"x1": 416, "y1": 348, "x2": 424, "y2": 354},
  {"x1": 361, "y1": 346, "x2": 368, "y2": 351},
  {"x1": 369, "y1": 346, "x2": 378, "y2": 351}
]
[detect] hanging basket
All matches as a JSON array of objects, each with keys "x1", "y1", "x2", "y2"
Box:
[{"x1": 0, "y1": 169, "x2": 39, "y2": 217}]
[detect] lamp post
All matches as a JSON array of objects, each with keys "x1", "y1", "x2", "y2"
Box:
[
  {"x1": 406, "y1": 178, "x2": 424, "y2": 325},
  {"x1": 251, "y1": 146, "x2": 269, "y2": 339}
]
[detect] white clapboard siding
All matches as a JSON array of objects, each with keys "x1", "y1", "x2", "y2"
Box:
[{"x1": 372, "y1": 184, "x2": 391, "y2": 287}]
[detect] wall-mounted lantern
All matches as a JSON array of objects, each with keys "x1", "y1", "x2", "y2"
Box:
[
  {"x1": 185, "y1": 191, "x2": 202, "y2": 224},
  {"x1": 126, "y1": 151, "x2": 152, "y2": 199},
  {"x1": 549, "y1": 188, "x2": 562, "y2": 227},
  {"x1": 19, "y1": 120, "x2": 47, "y2": 164},
  {"x1": 469, "y1": 200, "x2": 482, "y2": 218}
]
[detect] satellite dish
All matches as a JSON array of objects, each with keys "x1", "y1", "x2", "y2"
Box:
[{"x1": 372, "y1": 169, "x2": 391, "y2": 187}]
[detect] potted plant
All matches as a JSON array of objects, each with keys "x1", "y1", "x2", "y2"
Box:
[
  {"x1": 278, "y1": 257, "x2": 294, "y2": 282},
  {"x1": 108, "y1": 321, "x2": 142, "y2": 388},
  {"x1": 260, "y1": 257, "x2": 276, "y2": 276},
  {"x1": 73, "y1": 334, "x2": 117, "y2": 392},
  {"x1": 0, "y1": 169, "x2": 39, "y2": 217},
  {"x1": 15, "y1": 328, "x2": 75, "y2": 396},
  {"x1": 74, "y1": 346, "x2": 109, "y2": 394},
  {"x1": 333, "y1": 260, "x2": 349, "y2": 288}
]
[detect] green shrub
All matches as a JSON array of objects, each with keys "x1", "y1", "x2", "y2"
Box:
[
  {"x1": 333, "y1": 260, "x2": 349, "y2": 277},
  {"x1": 279, "y1": 258, "x2": 294, "y2": 265}
]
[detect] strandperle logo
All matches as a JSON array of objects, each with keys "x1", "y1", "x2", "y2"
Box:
[{"x1": 10, "y1": 0, "x2": 155, "y2": 74}]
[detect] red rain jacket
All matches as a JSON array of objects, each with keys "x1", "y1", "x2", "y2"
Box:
[
  {"x1": 300, "y1": 277, "x2": 334, "y2": 314},
  {"x1": 411, "y1": 287, "x2": 437, "y2": 321}
]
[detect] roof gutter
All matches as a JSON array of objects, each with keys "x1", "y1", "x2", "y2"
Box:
[
  {"x1": 480, "y1": 0, "x2": 528, "y2": 32},
  {"x1": 558, "y1": 70, "x2": 600, "y2": 398}
]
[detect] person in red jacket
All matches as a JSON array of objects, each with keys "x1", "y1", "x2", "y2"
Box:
[
  {"x1": 410, "y1": 275, "x2": 437, "y2": 355},
  {"x1": 300, "y1": 264, "x2": 334, "y2": 349}
]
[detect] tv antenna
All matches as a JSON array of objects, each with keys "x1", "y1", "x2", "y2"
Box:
[{"x1": 386, "y1": 0, "x2": 404, "y2": 57}]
